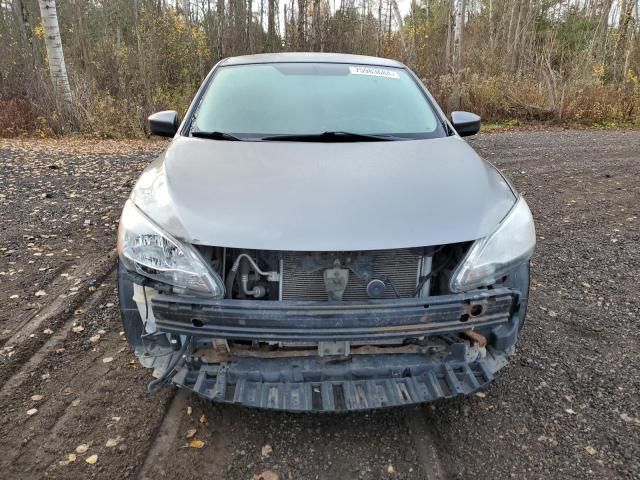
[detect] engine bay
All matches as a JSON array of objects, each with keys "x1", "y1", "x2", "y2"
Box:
[{"x1": 195, "y1": 244, "x2": 471, "y2": 302}]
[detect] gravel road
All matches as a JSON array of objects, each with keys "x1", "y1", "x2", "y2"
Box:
[{"x1": 0, "y1": 130, "x2": 638, "y2": 479}]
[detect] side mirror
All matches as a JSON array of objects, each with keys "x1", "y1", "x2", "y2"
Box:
[
  {"x1": 148, "y1": 110, "x2": 179, "y2": 137},
  {"x1": 451, "y1": 111, "x2": 481, "y2": 137}
]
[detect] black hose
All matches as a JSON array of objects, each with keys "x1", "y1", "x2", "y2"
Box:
[
  {"x1": 225, "y1": 259, "x2": 241, "y2": 298},
  {"x1": 147, "y1": 336, "x2": 191, "y2": 393}
]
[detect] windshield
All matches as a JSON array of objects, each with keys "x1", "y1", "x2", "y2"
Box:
[{"x1": 190, "y1": 63, "x2": 445, "y2": 140}]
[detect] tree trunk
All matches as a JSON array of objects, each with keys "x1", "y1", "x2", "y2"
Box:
[
  {"x1": 614, "y1": 0, "x2": 635, "y2": 83},
  {"x1": 12, "y1": 0, "x2": 29, "y2": 49},
  {"x1": 13, "y1": 0, "x2": 42, "y2": 71},
  {"x1": 268, "y1": 0, "x2": 276, "y2": 50},
  {"x1": 445, "y1": 0, "x2": 452, "y2": 70},
  {"x1": 377, "y1": 0, "x2": 382, "y2": 56},
  {"x1": 589, "y1": 0, "x2": 613, "y2": 59},
  {"x1": 488, "y1": 0, "x2": 493, "y2": 48},
  {"x1": 312, "y1": 0, "x2": 320, "y2": 51},
  {"x1": 37, "y1": 0, "x2": 73, "y2": 113},
  {"x1": 510, "y1": 0, "x2": 528, "y2": 72},
  {"x1": 452, "y1": 0, "x2": 465, "y2": 72},
  {"x1": 216, "y1": 0, "x2": 225, "y2": 57},
  {"x1": 260, "y1": 0, "x2": 264, "y2": 30},
  {"x1": 297, "y1": 0, "x2": 306, "y2": 50},
  {"x1": 247, "y1": 0, "x2": 253, "y2": 52},
  {"x1": 71, "y1": 0, "x2": 90, "y2": 73},
  {"x1": 391, "y1": 0, "x2": 406, "y2": 59},
  {"x1": 181, "y1": 0, "x2": 190, "y2": 20},
  {"x1": 506, "y1": 0, "x2": 518, "y2": 58}
]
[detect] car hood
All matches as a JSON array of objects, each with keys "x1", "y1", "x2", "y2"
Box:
[{"x1": 131, "y1": 136, "x2": 516, "y2": 251}]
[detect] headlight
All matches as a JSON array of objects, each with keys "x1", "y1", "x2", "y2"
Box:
[
  {"x1": 450, "y1": 197, "x2": 535, "y2": 292},
  {"x1": 117, "y1": 200, "x2": 224, "y2": 297}
]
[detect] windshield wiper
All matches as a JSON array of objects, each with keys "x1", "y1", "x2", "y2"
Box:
[
  {"x1": 260, "y1": 131, "x2": 403, "y2": 142},
  {"x1": 191, "y1": 130, "x2": 244, "y2": 141}
]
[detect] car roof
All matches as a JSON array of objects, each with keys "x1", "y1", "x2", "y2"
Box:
[{"x1": 219, "y1": 52, "x2": 406, "y2": 68}]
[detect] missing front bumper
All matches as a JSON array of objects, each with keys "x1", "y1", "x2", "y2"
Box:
[{"x1": 139, "y1": 287, "x2": 521, "y2": 411}]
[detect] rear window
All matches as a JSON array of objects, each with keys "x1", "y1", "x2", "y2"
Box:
[{"x1": 191, "y1": 63, "x2": 445, "y2": 139}]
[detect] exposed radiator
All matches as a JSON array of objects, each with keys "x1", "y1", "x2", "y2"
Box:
[{"x1": 280, "y1": 249, "x2": 424, "y2": 301}]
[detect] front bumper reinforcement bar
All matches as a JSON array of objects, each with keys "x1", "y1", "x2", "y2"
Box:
[{"x1": 151, "y1": 288, "x2": 515, "y2": 342}]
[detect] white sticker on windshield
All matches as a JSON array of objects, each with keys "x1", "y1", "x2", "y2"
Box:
[{"x1": 349, "y1": 66, "x2": 400, "y2": 79}]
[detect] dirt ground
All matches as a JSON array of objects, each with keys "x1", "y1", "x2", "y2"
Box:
[{"x1": 0, "y1": 130, "x2": 638, "y2": 479}]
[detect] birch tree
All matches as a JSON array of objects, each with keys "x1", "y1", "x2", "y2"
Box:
[
  {"x1": 452, "y1": 0, "x2": 465, "y2": 71},
  {"x1": 37, "y1": 0, "x2": 73, "y2": 113},
  {"x1": 390, "y1": 0, "x2": 406, "y2": 58}
]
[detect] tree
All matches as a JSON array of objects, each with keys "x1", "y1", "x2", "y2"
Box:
[
  {"x1": 613, "y1": 0, "x2": 636, "y2": 83},
  {"x1": 391, "y1": 0, "x2": 406, "y2": 58},
  {"x1": 37, "y1": 0, "x2": 73, "y2": 116},
  {"x1": 1, "y1": 0, "x2": 639, "y2": 136},
  {"x1": 452, "y1": 0, "x2": 465, "y2": 71},
  {"x1": 268, "y1": 0, "x2": 277, "y2": 49}
]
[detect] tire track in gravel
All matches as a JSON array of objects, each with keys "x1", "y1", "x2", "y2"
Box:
[
  {"x1": 137, "y1": 391, "x2": 189, "y2": 480},
  {"x1": 0, "y1": 268, "x2": 114, "y2": 399},
  {"x1": 0, "y1": 275, "x2": 173, "y2": 479},
  {"x1": 0, "y1": 250, "x2": 117, "y2": 388},
  {"x1": 0, "y1": 277, "x2": 116, "y2": 471},
  {"x1": 403, "y1": 407, "x2": 447, "y2": 480}
]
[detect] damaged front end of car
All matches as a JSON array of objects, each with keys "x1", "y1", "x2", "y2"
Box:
[{"x1": 117, "y1": 198, "x2": 534, "y2": 412}]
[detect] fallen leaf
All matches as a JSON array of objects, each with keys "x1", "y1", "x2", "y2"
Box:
[
  {"x1": 35, "y1": 290, "x2": 47, "y2": 297},
  {"x1": 584, "y1": 446, "x2": 597, "y2": 455},
  {"x1": 71, "y1": 325, "x2": 84, "y2": 333},
  {"x1": 111, "y1": 416, "x2": 121, "y2": 422},
  {"x1": 620, "y1": 413, "x2": 640, "y2": 426},
  {"x1": 254, "y1": 470, "x2": 279, "y2": 480},
  {"x1": 89, "y1": 335, "x2": 101, "y2": 343},
  {"x1": 185, "y1": 429, "x2": 197, "y2": 439},
  {"x1": 31, "y1": 394, "x2": 44, "y2": 401},
  {"x1": 85, "y1": 454, "x2": 98, "y2": 464},
  {"x1": 199, "y1": 414, "x2": 208, "y2": 424},
  {"x1": 537, "y1": 435, "x2": 558, "y2": 446},
  {"x1": 186, "y1": 406, "x2": 192, "y2": 415},
  {"x1": 105, "y1": 435, "x2": 124, "y2": 447},
  {"x1": 68, "y1": 453, "x2": 77, "y2": 462},
  {"x1": 26, "y1": 408, "x2": 38, "y2": 416},
  {"x1": 185, "y1": 439, "x2": 205, "y2": 448},
  {"x1": 261, "y1": 444, "x2": 273, "y2": 458},
  {"x1": 75, "y1": 444, "x2": 89, "y2": 454},
  {"x1": 475, "y1": 392, "x2": 486, "y2": 398},
  {"x1": 565, "y1": 408, "x2": 577, "y2": 415},
  {"x1": 10, "y1": 294, "x2": 19, "y2": 299},
  {"x1": 43, "y1": 328, "x2": 54, "y2": 335},
  {"x1": 71, "y1": 399, "x2": 81, "y2": 407},
  {"x1": 102, "y1": 357, "x2": 113, "y2": 363},
  {"x1": 387, "y1": 463, "x2": 396, "y2": 474}
]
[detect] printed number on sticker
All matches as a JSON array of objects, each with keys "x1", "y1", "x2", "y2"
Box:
[{"x1": 349, "y1": 66, "x2": 400, "y2": 79}]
